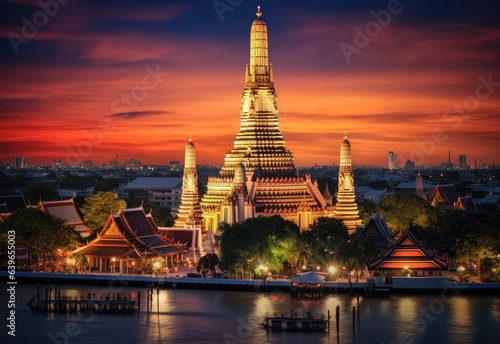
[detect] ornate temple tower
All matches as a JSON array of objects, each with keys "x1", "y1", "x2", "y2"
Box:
[
  {"x1": 219, "y1": 6, "x2": 296, "y2": 180},
  {"x1": 174, "y1": 136, "x2": 203, "y2": 228},
  {"x1": 333, "y1": 133, "x2": 361, "y2": 232},
  {"x1": 200, "y1": 7, "x2": 331, "y2": 231},
  {"x1": 415, "y1": 172, "x2": 424, "y2": 198}
]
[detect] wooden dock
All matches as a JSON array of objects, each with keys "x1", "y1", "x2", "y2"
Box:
[{"x1": 27, "y1": 286, "x2": 139, "y2": 313}]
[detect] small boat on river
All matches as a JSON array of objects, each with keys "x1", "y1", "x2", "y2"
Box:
[{"x1": 261, "y1": 311, "x2": 328, "y2": 332}]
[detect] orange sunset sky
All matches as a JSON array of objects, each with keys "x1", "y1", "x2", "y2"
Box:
[{"x1": 1, "y1": 0, "x2": 499, "y2": 167}]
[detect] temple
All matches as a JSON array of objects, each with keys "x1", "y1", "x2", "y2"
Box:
[
  {"x1": 332, "y1": 133, "x2": 362, "y2": 232},
  {"x1": 174, "y1": 136, "x2": 203, "y2": 228},
  {"x1": 200, "y1": 7, "x2": 332, "y2": 231},
  {"x1": 72, "y1": 206, "x2": 188, "y2": 273},
  {"x1": 428, "y1": 183, "x2": 460, "y2": 208},
  {"x1": 368, "y1": 226, "x2": 448, "y2": 276}
]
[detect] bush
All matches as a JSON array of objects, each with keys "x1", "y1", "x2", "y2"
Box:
[{"x1": 186, "y1": 273, "x2": 201, "y2": 278}]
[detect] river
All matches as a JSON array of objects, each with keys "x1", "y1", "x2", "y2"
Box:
[{"x1": 1, "y1": 283, "x2": 499, "y2": 343}]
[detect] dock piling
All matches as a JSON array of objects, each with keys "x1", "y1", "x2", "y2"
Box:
[{"x1": 352, "y1": 307, "x2": 355, "y2": 332}]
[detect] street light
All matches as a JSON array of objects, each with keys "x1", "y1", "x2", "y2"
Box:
[{"x1": 328, "y1": 266, "x2": 337, "y2": 281}]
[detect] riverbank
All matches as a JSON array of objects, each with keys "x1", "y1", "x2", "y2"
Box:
[{"x1": 2, "y1": 271, "x2": 499, "y2": 295}]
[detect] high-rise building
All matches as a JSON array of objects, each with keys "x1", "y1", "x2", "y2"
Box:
[
  {"x1": 332, "y1": 134, "x2": 361, "y2": 232},
  {"x1": 458, "y1": 155, "x2": 467, "y2": 169},
  {"x1": 12, "y1": 156, "x2": 25, "y2": 168},
  {"x1": 388, "y1": 151, "x2": 397, "y2": 170},
  {"x1": 200, "y1": 7, "x2": 332, "y2": 231},
  {"x1": 174, "y1": 137, "x2": 203, "y2": 228}
]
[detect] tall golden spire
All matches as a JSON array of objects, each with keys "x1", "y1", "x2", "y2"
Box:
[
  {"x1": 247, "y1": 6, "x2": 270, "y2": 85},
  {"x1": 174, "y1": 136, "x2": 202, "y2": 228},
  {"x1": 334, "y1": 133, "x2": 361, "y2": 232}
]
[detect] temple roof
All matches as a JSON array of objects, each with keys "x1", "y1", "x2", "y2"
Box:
[
  {"x1": 0, "y1": 195, "x2": 27, "y2": 213},
  {"x1": 428, "y1": 183, "x2": 459, "y2": 208},
  {"x1": 368, "y1": 227, "x2": 447, "y2": 270},
  {"x1": 454, "y1": 195, "x2": 479, "y2": 211},
  {"x1": 124, "y1": 177, "x2": 182, "y2": 189},
  {"x1": 73, "y1": 206, "x2": 187, "y2": 258},
  {"x1": 359, "y1": 214, "x2": 395, "y2": 250},
  {"x1": 37, "y1": 199, "x2": 92, "y2": 237}
]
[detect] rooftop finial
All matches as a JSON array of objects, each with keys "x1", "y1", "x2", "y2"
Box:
[
  {"x1": 189, "y1": 135, "x2": 192, "y2": 143},
  {"x1": 256, "y1": 5, "x2": 262, "y2": 18},
  {"x1": 344, "y1": 131, "x2": 347, "y2": 139}
]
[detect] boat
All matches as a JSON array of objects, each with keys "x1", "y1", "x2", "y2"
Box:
[{"x1": 261, "y1": 311, "x2": 328, "y2": 332}]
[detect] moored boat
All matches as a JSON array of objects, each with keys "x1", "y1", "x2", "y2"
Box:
[{"x1": 262, "y1": 312, "x2": 328, "y2": 331}]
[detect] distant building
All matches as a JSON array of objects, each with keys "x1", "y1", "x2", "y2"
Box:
[
  {"x1": 458, "y1": 155, "x2": 467, "y2": 168},
  {"x1": 322, "y1": 182, "x2": 333, "y2": 206},
  {"x1": 404, "y1": 160, "x2": 415, "y2": 171},
  {"x1": 81, "y1": 160, "x2": 94, "y2": 169},
  {"x1": 387, "y1": 151, "x2": 397, "y2": 170},
  {"x1": 454, "y1": 195, "x2": 480, "y2": 211},
  {"x1": 428, "y1": 183, "x2": 459, "y2": 208},
  {"x1": 123, "y1": 177, "x2": 182, "y2": 210},
  {"x1": 440, "y1": 150, "x2": 454, "y2": 170},
  {"x1": 52, "y1": 158, "x2": 63, "y2": 169},
  {"x1": 169, "y1": 161, "x2": 180, "y2": 171},
  {"x1": 12, "y1": 156, "x2": 25, "y2": 168},
  {"x1": 124, "y1": 158, "x2": 142, "y2": 170},
  {"x1": 107, "y1": 160, "x2": 120, "y2": 169}
]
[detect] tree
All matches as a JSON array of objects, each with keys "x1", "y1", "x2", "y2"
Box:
[
  {"x1": 0, "y1": 208, "x2": 82, "y2": 270},
  {"x1": 197, "y1": 253, "x2": 219, "y2": 277},
  {"x1": 218, "y1": 216, "x2": 301, "y2": 278},
  {"x1": 414, "y1": 209, "x2": 500, "y2": 268},
  {"x1": 337, "y1": 234, "x2": 377, "y2": 282},
  {"x1": 218, "y1": 222, "x2": 268, "y2": 278},
  {"x1": 23, "y1": 182, "x2": 59, "y2": 203},
  {"x1": 301, "y1": 217, "x2": 350, "y2": 267},
  {"x1": 80, "y1": 192, "x2": 127, "y2": 234},
  {"x1": 377, "y1": 193, "x2": 437, "y2": 235},
  {"x1": 358, "y1": 199, "x2": 377, "y2": 223}
]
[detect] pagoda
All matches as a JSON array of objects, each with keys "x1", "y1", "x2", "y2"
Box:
[
  {"x1": 332, "y1": 133, "x2": 362, "y2": 232},
  {"x1": 200, "y1": 7, "x2": 331, "y2": 231},
  {"x1": 174, "y1": 136, "x2": 203, "y2": 228}
]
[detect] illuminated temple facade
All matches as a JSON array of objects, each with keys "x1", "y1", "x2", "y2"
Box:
[
  {"x1": 332, "y1": 134, "x2": 362, "y2": 232},
  {"x1": 200, "y1": 7, "x2": 332, "y2": 231}
]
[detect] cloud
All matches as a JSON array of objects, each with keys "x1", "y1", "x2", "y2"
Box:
[{"x1": 108, "y1": 110, "x2": 174, "y2": 120}]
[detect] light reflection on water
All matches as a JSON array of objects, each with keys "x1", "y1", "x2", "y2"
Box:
[{"x1": 1, "y1": 284, "x2": 499, "y2": 344}]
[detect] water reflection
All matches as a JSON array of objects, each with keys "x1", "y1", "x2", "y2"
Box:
[{"x1": 3, "y1": 284, "x2": 499, "y2": 344}]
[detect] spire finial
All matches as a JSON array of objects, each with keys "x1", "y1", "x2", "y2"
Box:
[
  {"x1": 189, "y1": 135, "x2": 192, "y2": 143},
  {"x1": 344, "y1": 131, "x2": 347, "y2": 140},
  {"x1": 256, "y1": 6, "x2": 262, "y2": 17}
]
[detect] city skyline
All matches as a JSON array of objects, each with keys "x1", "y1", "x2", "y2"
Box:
[{"x1": 1, "y1": 1, "x2": 499, "y2": 167}]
